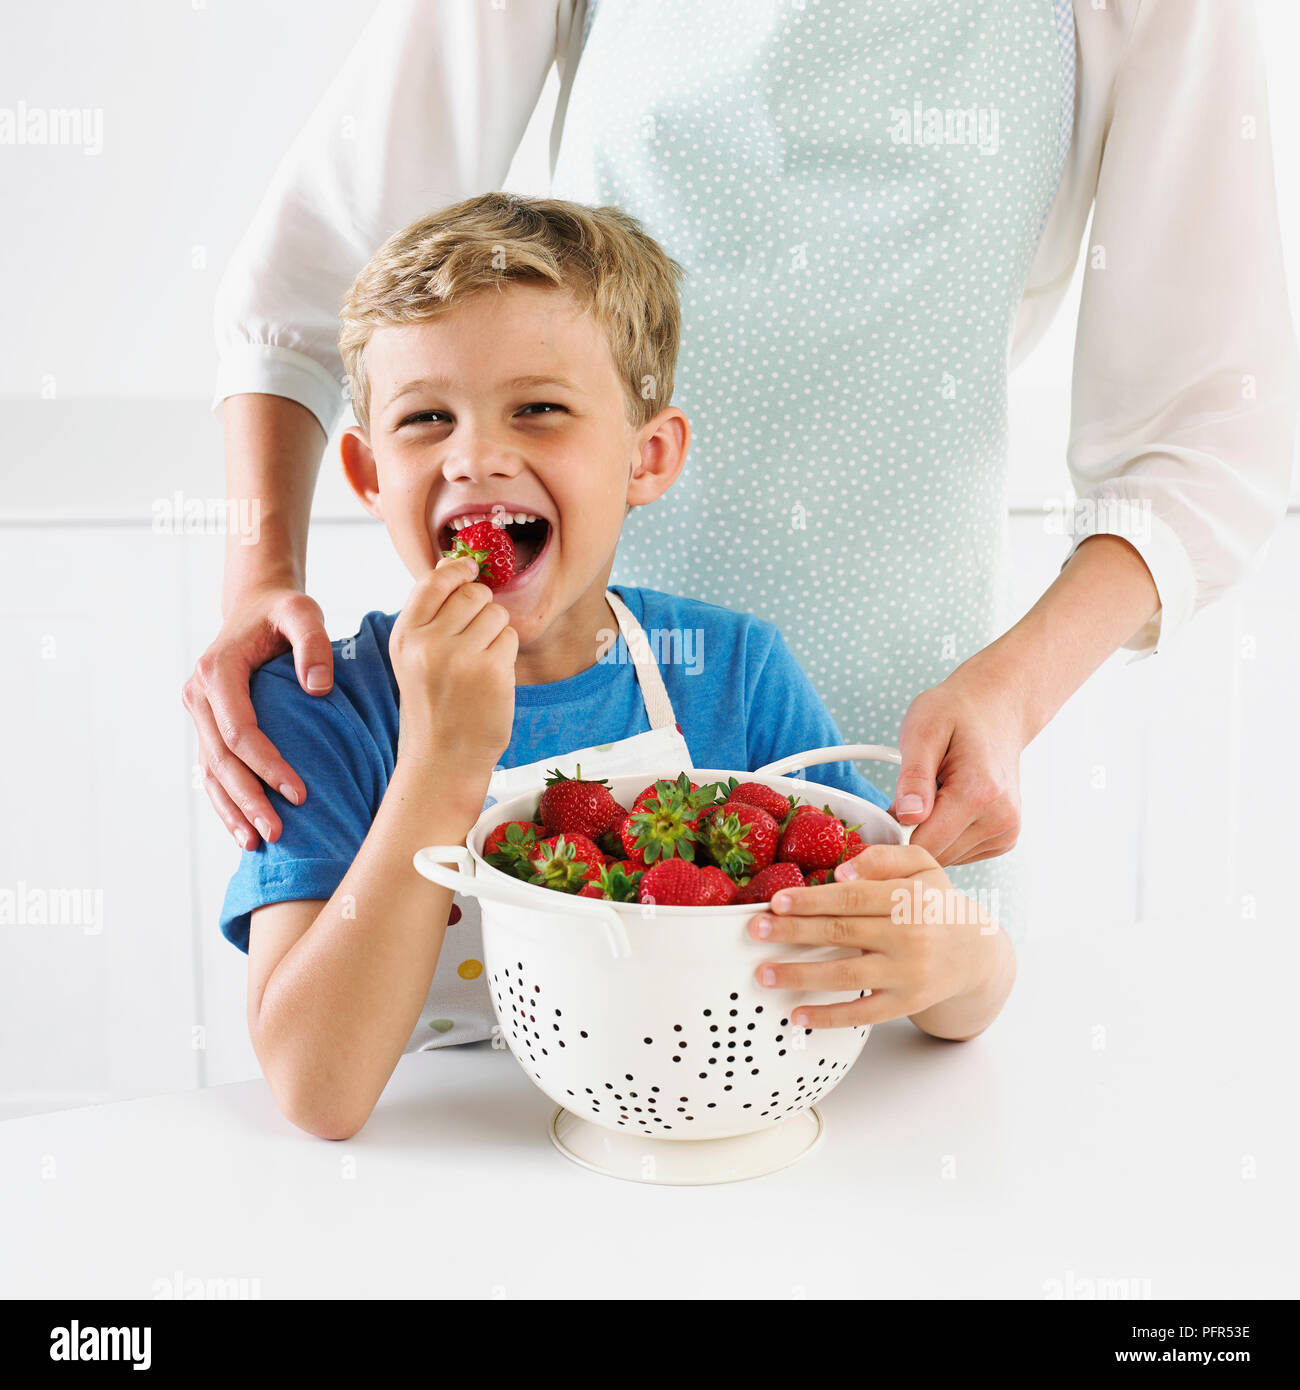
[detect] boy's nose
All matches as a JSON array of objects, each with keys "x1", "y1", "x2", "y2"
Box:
[{"x1": 441, "y1": 443, "x2": 526, "y2": 485}]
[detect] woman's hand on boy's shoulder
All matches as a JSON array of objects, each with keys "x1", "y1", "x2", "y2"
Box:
[{"x1": 182, "y1": 584, "x2": 333, "y2": 851}]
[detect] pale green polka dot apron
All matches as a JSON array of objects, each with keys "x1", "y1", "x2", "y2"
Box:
[{"x1": 551, "y1": 0, "x2": 1077, "y2": 928}]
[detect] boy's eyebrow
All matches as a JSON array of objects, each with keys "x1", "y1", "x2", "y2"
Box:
[{"x1": 386, "y1": 372, "x2": 583, "y2": 404}]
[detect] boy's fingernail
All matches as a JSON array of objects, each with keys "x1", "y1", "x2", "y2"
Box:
[
  {"x1": 755, "y1": 917, "x2": 773, "y2": 938},
  {"x1": 772, "y1": 893, "x2": 792, "y2": 912},
  {"x1": 836, "y1": 862, "x2": 858, "y2": 880},
  {"x1": 759, "y1": 967, "x2": 776, "y2": 987},
  {"x1": 792, "y1": 1011, "x2": 810, "y2": 1027},
  {"x1": 898, "y1": 793, "x2": 925, "y2": 816},
  {"x1": 306, "y1": 665, "x2": 331, "y2": 692},
  {"x1": 279, "y1": 784, "x2": 299, "y2": 806}
]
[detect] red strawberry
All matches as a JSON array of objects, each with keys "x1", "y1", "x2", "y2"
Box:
[
  {"x1": 838, "y1": 828, "x2": 868, "y2": 863},
  {"x1": 580, "y1": 859, "x2": 644, "y2": 902},
  {"x1": 522, "y1": 833, "x2": 605, "y2": 893},
  {"x1": 637, "y1": 858, "x2": 710, "y2": 907},
  {"x1": 697, "y1": 865, "x2": 739, "y2": 905},
  {"x1": 632, "y1": 774, "x2": 703, "y2": 811},
  {"x1": 614, "y1": 812, "x2": 649, "y2": 866},
  {"x1": 735, "y1": 862, "x2": 806, "y2": 904},
  {"x1": 484, "y1": 820, "x2": 542, "y2": 856},
  {"x1": 803, "y1": 867, "x2": 838, "y2": 886},
  {"x1": 483, "y1": 820, "x2": 543, "y2": 874},
  {"x1": 443, "y1": 518, "x2": 516, "y2": 589},
  {"x1": 720, "y1": 779, "x2": 800, "y2": 827},
  {"x1": 538, "y1": 764, "x2": 622, "y2": 840},
  {"x1": 777, "y1": 810, "x2": 846, "y2": 870},
  {"x1": 698, "y1": 800, "x2": 780, "y2": 878},
  {"x1": 619, "y1": 775, "x2": 720, "y2": 865}
]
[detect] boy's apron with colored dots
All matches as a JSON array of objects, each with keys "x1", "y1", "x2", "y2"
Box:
[
  {"x1": 551, "y1": 0, "x2": 1077, "y2": 931},
  {"x1": 403, "y1": 588, "x2": 692, "y2": 1053}
]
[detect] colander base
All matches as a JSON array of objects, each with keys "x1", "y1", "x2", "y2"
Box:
[{"x1": 547, "y1": 1105, "x2": 824, "y2": 1186}]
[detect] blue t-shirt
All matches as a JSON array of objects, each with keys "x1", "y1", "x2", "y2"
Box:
[{"x1": 220, "y1": 584, "x2": 890, "y2": 951}]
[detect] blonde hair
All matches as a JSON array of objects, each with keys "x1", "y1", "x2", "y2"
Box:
[{"x1": 338, "y1": 192, "x2": 684, "y2": 434}]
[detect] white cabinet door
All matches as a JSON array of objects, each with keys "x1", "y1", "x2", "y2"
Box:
[
  {"x1": 187, "y1": 518, "x2": 414, "y2": 1087},
  {"x1": 0, "y1": 527, "x2": 200, "y2": 1115}
]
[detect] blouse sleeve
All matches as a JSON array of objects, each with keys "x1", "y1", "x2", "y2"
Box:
[
  {"x1": 211, "y1": 0, "x2": 577, "y2": 436},
  {"x1": 1064, "y1": 0, "x2": 1299, "y2": 656}
]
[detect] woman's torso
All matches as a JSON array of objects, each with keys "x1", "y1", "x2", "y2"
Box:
[{"x1": 552, "y1": 0, "x2": 1074, "y2": 768}]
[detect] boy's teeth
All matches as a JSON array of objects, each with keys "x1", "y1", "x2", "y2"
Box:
[{"x1": 450, "y1": 511, "x2": 542, "y2": 530}]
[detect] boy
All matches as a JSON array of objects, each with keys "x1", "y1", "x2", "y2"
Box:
[{"x1": 220, "y1": 194, "x2": 1016, "y2": 1140}]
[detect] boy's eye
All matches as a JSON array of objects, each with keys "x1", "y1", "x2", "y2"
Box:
[
  {"x1": 398, "y1": 411, "x2": 449, "y2": 427},
  {"x1": 517, "y1": 402, "x2": 566, "y2": 416}
]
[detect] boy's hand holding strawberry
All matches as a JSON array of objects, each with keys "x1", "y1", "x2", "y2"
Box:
[
  {"x1": 746, "y1": 843, "x2": 1017, "y2": 1042},
  {"x1": 389, "y1": 555, "x2": 518, "y2": 792}
]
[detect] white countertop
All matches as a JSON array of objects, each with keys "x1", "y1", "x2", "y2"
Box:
[{"x1": 1, "y1": 918, "x2": 1291, "y2": 1300}]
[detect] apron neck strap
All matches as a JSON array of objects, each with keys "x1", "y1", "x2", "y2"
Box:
[{"x1": 605, "y1": 589, "x2": 677, "y2": 731}]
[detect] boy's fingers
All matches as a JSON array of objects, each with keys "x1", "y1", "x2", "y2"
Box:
[
  {"x1": 835, "y1": 842, "x2": 937, "y2": 881},
  {"x1": 752, "y1": 951, "x2": 890, "y2": 995},
  {"x1": 455, "y1": 595, "x2": 513, "y2": 649},
  {"x1": 400, "y1": 557, "x2": 485, "y2": 630},
  {"x1": 748, "y1": 905, "x2": 894, "y2": 952},
  {"x1": 787, "y1": 992, "x2": 904, "y2": 1030}
]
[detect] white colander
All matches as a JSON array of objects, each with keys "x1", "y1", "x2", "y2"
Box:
[{"x1": 414, "y1": 744, "x2": 907, "y2": 1185}]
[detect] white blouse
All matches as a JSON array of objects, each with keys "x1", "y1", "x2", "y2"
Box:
[{"x1": 212, "y1": 0, "x2": 1298, "y2": 656}]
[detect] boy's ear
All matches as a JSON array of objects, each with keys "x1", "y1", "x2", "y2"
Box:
[
  {"x1": 340, "y1": 426, "x2": 383, "y2": 521},
  {"x1": 627, "y1": 407, "x2": 690, "y2": 509}
]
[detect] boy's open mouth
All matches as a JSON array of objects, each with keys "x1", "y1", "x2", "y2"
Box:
[{"x1": 437, "y1": 512, "x2": 553, "y2": 577}]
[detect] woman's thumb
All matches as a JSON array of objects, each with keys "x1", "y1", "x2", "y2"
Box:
[
  {"x1": 277, "y1": 593, "x2": 334, "y2": 695},
  {"x1": 892, "y1": 711, "x2": 950, "y2": 823}
]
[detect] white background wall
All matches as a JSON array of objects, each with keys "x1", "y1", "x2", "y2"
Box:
[{"x1": 2, "y1": 1, "x2": 1298, "y2": 1117}]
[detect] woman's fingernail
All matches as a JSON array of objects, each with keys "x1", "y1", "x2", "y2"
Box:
[
  {"x1": 755, "y1": 917, "x2": 773, "y2": 938},
  {"x1": 306, "y1": 665, "x2": 331, "y2": 692},
  {"x1": 898, "y1": 793, "x2": 924, "y2": 816},
  {"x1": 254, "y1": 818, "x2": 273, "y2": 841},
  {"x1": 759, "y1": 967, "x2": 776, "y2": 987},
  {"x1": 772, "y1": 893, "x2": 792, "y2": 913},
  {"x1": 792, "y1": 1011, "x2": 810, "y2": 1027},
  {"x1": 234, "y1": 829, "x2": 249, "y2": 849},
  {"x1": 279, "y1": 784, "x2": 299, "y2": 805},
  {"x1": 836, "y1": 861, "x2": 858, "y2": 880}
]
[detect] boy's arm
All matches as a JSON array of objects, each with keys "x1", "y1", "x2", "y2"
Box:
[{"x1": 247, "y1": 750, "x2": 486, "y2": 1140}]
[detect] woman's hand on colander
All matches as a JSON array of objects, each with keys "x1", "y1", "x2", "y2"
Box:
[
  {"x1": 892, "y1": 662, "x2": 1025, "y2": 867},
  {"x1": 745, "y1": 843, "x2": 1012, "y2": 1035},
  {"x1": 388, "y1": 556, "x2": 519, "y2": 773}
]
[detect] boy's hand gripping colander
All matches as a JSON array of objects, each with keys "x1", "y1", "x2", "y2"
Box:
[{"x1": 414, "y1": 745, "x2": 908, "y2": 1185}]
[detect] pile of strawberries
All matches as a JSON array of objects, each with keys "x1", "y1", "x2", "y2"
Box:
[{"x1": 482, "y1": 767, "x2": 868, "y2": 907}]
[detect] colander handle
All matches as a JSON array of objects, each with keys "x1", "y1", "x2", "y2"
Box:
[
  {"x1": 412, "y1": 845, "x2": 633, "y2": 960},
  {"x1": 752, "y1": 743, "x2": 913, "y2": 845}
]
